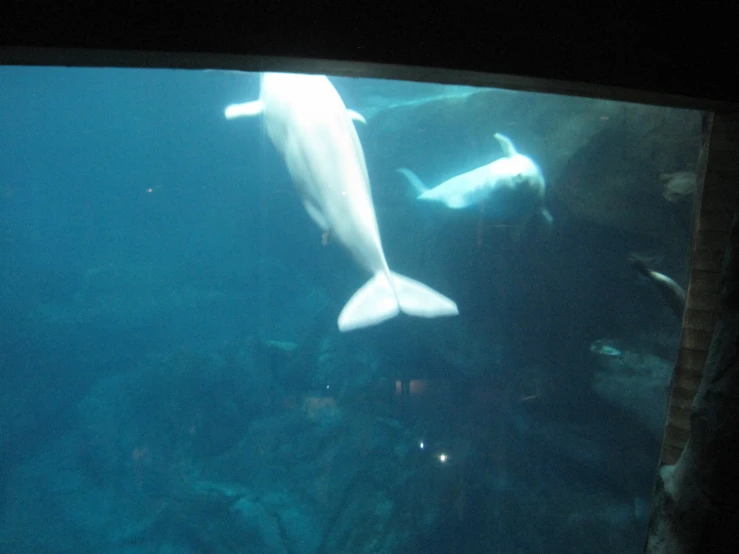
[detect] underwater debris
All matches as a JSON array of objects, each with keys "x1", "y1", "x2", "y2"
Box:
[
  {"x1": 591, "y1": 346, "x2": 673, "y2": 438},
  {"x1": 302, "y1": 395, "x2": 340, "y2": 423}
]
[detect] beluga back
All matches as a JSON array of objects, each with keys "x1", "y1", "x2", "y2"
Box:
[{"x1": 225, "y1": 72, "x2": 459, "y2": 332}]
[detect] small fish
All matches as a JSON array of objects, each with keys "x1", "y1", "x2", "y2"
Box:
[
  {"x1": 589, "y1": 338, "x2": 622, "y2": 358},
  {"x1": 660, "y1": 171, "x2": 697, "y2": 202},
  {"x1": 628, "y1": 254, "x2": 686, "y2": 320}
]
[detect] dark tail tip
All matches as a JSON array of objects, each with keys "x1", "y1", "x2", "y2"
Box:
[{"x1": 627, "y1": 253, "x2": 651, "y2": 275}]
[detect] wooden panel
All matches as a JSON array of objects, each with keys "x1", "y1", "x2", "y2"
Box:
[
  {"x1": 687, "y1": 269, "x2": 724, "y2": 291},
  {"x1": 679, "y1": 328, "x2": 714, "y2": 350},
  {"x1": 685, "y1": 289, "x2": 722, "y2": 310},
  {"x1": 659, "y1": 111, "x2": 739, "y2": 466},
  {"x1": 691, "y1": 249, "x2": 725, "y2": 272},
  {"x1": 660, "y1": 442, "x2": 684, "y2": 465},
  {"x1": 666, "y1": 404, "x2": 693, "y2": 431},
  {"x1": 681, "y1": 308, "x2": 719, "y2": 332},
  {"x1": 696, "y1": 210, "x2": 736, "y2": 232},
  {"x1": 693, "y1": 230, "x2": 732, "y2": 253},
  {"x1": 671, "y1": 367, "x2": 704, "y2": 391},
  {"x1": 668, "y1": 385, "x2": 697, "y2": 407},
  {"x1": 676, "y1": 348, "x2": 708, "y2": 371}
]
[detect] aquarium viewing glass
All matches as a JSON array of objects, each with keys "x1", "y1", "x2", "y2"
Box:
[{"x1": 0, "y1": 61, "x2": 701, "y2": 553}]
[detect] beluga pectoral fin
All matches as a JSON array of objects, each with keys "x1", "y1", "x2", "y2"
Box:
[
  {"x1": 346, "y1": 109, "x2": 366, "y2": 124},
  {"x1": 494, "y1": 133, "x2": 518, "y2": 157},
  {"x1": 396, "y1": 168, "x2": 430, "y2": 196},
  {"x1": 224, "y1": 100, "x2": 264, "y2": 119},
  {"x1": 303, "y1": 200, "x2": 330, "y2": 230}
]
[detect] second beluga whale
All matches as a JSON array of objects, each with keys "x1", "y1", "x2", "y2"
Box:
[
  {"x1": 397, "y1": 133, "x2": 553, "y2": 231},
  {"x1": 224, "y1": 72, "x2": 459, "y2": 332}
]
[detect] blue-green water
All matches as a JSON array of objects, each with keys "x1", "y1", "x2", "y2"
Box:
[{"x1": 0, "y1": 65, "x2": 700, "y2": 553}]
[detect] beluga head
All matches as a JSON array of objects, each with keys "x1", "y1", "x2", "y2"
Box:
[{"x1": 484, "y1": 133, "x2": 550, "y2": 225}]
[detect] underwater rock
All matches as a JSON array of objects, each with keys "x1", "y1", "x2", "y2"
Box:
[
  {"x1": 231, "y1": 497, "x2": 293, "y2": 553},
  {"x1": 549, "y1": 107, "x2": 699, "y2": 246},
  {"x1": 26, "y1": 257, "x2": 332, "y2": 351},
  {"x1": 363, "y1": 88, "x2": 699, "y2": 249},
  {"x1": 28, "y1": 262, "x2": 180, "y2": 328},
  {"x1": 3, "y1": 353, "x2": 659, "y2": 553},
  {"x1": 552, "y1": 138, "x2": 675, "y2": 244},
  {"x1": 194, "y1": 409, "x2": 467, "y2": 553},
  {"x1": 590, "y1": 345, "x2": 672, "y2": 438},
  {"x1": 77, "y1": 348, "x2": 274, "y2": 488}
]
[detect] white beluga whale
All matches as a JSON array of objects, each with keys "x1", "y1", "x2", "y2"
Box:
[
  {"x1": 397, "y1": 133, "x2": 553, "y2": 230},
  {"x1": 224, "y1": 72, "x2": 459, "y2": 332}
]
